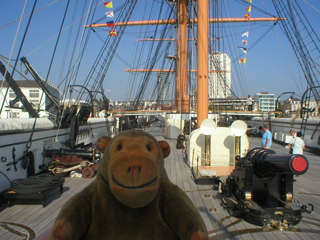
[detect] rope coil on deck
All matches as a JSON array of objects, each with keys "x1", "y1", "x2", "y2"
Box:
[{"x1": 10, "y1": 173, "x2": 64, "y2": 194}]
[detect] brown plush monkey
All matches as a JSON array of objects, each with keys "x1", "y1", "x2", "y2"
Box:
[{"x1": 50, "y1": 130, "x2": 208, "y2": 240}]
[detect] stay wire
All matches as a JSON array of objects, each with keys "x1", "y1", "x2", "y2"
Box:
[
  {"x1": 26, "y1": 0, "x2": 70, "y2": 151},
  {"x1": 223, "y1": 0, "x2": 248, "y2": 97},
  {"x1": 232, "y1": 23, "x2": 277, "y2": 64},
  {"x1": 66, "y1": 0, "x2": 97, "y2": 103},
  {"x1": 44, "y1": 0, "x2": 70, "y2": 84},
  {"x1": 25, "y1": 1, "x2": 103, "y2": 58},
  {"x1": 92, "y1": 0, "x2": 137, "y2": 96},
  {"x1": 302, "y1": 0, "x2": 320, "y2": 14},
  {"x1": 211, "y1": 1, "x2": 243, "y2": 100},
  {"x1": 0, "y1": 0, "x2": 61, "y2": 30},
  {"x1": 133, "y1": 2, "x2": 160, "y2": 103},
  {"x1": 81, "y1": 0, "x2": 137, "y2": 105},
  {"x1": 273, "y1": 0, "x2": 320, "y2": 101},
  {"x1": 57, "y1": 0, "x2": 80, "y2": 90},
  {"x1": 127, "y1": 0, "x2": 160, "y2": 104},
  {"x1": 235, "y1": 0, "x2": 277, "y2": 17},
  {"x1": 0, "y1": 0, "x2": 37, "y2": 116},
  {"x1": 55, "y1": 0, "x2": 95, "y2": 139},
  {"x1": 125, "y1": 5, "x2": 148, "y2": 101},
  {"x1": 72, "y1": 0, "x2": 108, "y2": 102},
  {"x1": 12, "y1": 0, "x2": 38, "y2": 78},
  {"x1": 132, "y1": 4, "x2": 174, "y2": 109}
]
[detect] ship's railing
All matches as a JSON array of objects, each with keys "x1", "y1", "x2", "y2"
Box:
[{"x1": 111, "y1": 98, "x2": 251, "y2": 112}]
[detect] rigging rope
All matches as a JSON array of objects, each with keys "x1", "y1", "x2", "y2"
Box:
[
  {"x1": 235, "y1": 0, "x2": 277, "y2": 17},
  {"x1": 10, "y1": 172, "x2": 64, "y2": 194},
  {"x1": 188, "y1": 0, "x2": 197, "y2": 110},
  {"x1": 83, "y1": 0, "x2": 138, "y2": 103},
  {"x1": 212, "y1": 0, "x2": 247, "y2": 99},
  {"x1": 272, "y1": 28, "x2": 304, "y2": 96},
  {"x1": 57, "y1": 0, "x2": 81, "y2": 87},
  {"x1": 44, "y1": 0, "x2": 70, "y2": 84},
  {"x1": 25, "y1": 0, "x2": 70, "y2": 151},
  {"x1": 25, "y1": 1, "x2": 102, "y2": 58},
  {"x1": 272, "y1": 0, "x2": 320, "y2": 102},
  {"x1": 302, "y1": 0, "x2": 320, "y2": 14},
  {"x1": 0, "y1": 0, "x2": 37, "y2": 116},
  {"x1": 0, "y1": 0, "x2": 61, "y2": 30},
  {"x1": 210, "y1": 0, "x2": 246, "y2": 102},
  {"x1": 125, "y1": 5, "x2": 148, "y2": 102},
  {"x1": 63, "y1": 0, "x2": 97, "y2": 103},
  {"x1": 129, "y1": 2, "x2": 174, "y2": 110}
]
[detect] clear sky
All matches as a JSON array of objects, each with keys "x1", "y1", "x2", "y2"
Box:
[{"x1": 1, "y1": 0, "x2": 320, "y2": 102}]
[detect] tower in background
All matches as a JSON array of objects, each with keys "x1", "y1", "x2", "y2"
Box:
[{"x1": 209, "y1": 52, "x2": 232, "y2": 99}]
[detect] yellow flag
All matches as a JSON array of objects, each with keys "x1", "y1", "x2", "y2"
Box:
[
  {"x1": 109, "y1": 29, "x2": 117, "y2": 36},
  {"x1": 104, "y1": 1, "x2": 113, "y2": 8},
  {"x1": 239, "y1": 58, "x2": 246, "y2": 64}
]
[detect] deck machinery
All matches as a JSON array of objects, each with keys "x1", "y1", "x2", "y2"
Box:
[{"x1": 222, "y1": 148, "x2": 313, "y2": 228}]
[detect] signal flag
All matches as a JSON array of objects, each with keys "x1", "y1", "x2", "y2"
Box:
[
  {"x1": 239, "y1": 58, "x2": 246, "y2": 63},
  {"x1": 106, "y1": 20, "x2": 115, "y2": 27},
  {"x1": 109, "y1": 29, "x2": 117, "y2": 36},
  {"x1": 106, "y1": 11, "x2": 114, "y2": 18},
  {"x1": 104, "y1": 1, "x2": 113, "y2": 8}
]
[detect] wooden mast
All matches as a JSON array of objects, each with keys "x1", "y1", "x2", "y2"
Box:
[
  {"x1": 178, "y1": 0, "x2": 189, "y2": 113},
  {"x1": 197, "y1": 0, "x2": 209, "y2": 128},
  {"x1": 124, "y1": 69, "x2": 231, "y2": 73},
  {"x1": 85, "y1": 7, "x2": 285, "y2": 123}
]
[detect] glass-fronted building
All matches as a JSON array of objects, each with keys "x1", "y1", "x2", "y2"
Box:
[{"x1": 254, "y1": 92, "x2": 276, "y2": 112}]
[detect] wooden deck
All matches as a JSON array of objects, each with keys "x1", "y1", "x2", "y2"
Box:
[{"x1": 0, "y1": 121, "x2": 319, "y2": 239}]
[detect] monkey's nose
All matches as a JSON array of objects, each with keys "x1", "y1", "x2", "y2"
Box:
[{"x1": 128, "y1": 166, "x2": 142, "y2": 173}]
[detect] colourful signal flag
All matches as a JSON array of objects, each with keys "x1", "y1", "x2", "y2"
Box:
[{"x1": 104, "y1": 1, "x2": 113, "y2": 8}]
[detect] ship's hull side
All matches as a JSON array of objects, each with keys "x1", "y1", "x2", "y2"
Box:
[{"x1": 0, "y1": 118, "x2": 114, "y2": 193}]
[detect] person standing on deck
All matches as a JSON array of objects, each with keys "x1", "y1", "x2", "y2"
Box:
[
  {"x1": 261, "y1": 124, "x2": 272, "y2": 149},
  {"x1": 291, "y1": 132, "x2": 305, "y2": 154},
  {"x1": 288, "y1": 130, "x2": 296, "y2": 154},
  {"x1": 247, "y1": 95, "x2": 253, "y2": 111}
]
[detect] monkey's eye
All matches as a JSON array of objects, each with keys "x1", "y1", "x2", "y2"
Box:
[
  {"x1": 146, "y1": 145, "x2": 152, "y2": 152},
  {"x1": 117, "y1": 144, "x2": 123, "y2": 151}
]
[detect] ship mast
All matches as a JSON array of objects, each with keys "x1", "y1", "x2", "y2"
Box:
[
  {"x1": 197, "y1": 0, "x2": 209, "y2": 127},
  {"x1": 177, "y1": 0, "x2": 189, "y2": 113},
  {"x1": 85, "y1": 2, "x2": 285, "y2": 127}
]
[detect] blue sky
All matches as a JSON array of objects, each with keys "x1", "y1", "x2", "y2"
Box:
[{"x1": 1, "y1": 0, "x2": 320, "y2": 101}]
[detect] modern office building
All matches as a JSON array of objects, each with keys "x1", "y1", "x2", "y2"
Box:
[
  {"x1": 208, "y1": 52, "x2": 232, "y2": 99},
  {"x1": 254, "y1": 92, "x2": 276, "y2": 112}
]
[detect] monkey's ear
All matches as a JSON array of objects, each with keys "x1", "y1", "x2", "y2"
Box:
[
  {"x1": 159, "y1": 141, "x2": 170, "y2": 158},
  {"x1": 96, "y1": 136, "x2": 112, "y2": 153}
]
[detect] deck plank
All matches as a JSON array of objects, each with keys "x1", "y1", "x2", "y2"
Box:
[{"x1": 0, "y1": 177, "x2": 94, "y2": 239}]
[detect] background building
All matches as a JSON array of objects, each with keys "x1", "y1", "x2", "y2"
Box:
[
  {"x1": 0, "y1": 80, "x2": 60, "y2": 118},
  {"x1": 254, "y1": 92, "x2": 276, "y2": 112},
  {"x1": 209, "y1": 52, "x2": 232, "y2": 99},
  {"x1": 282, "y1": 97, "x2": 319, "y2": 118}
]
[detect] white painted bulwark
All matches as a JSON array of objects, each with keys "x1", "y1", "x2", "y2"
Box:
[
  {"x1": 0, "y1": 118, "x2": 54, "y2": 131},
  {"x1": 165, "y1": 118, "x2": 184, "y2": 139}
]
